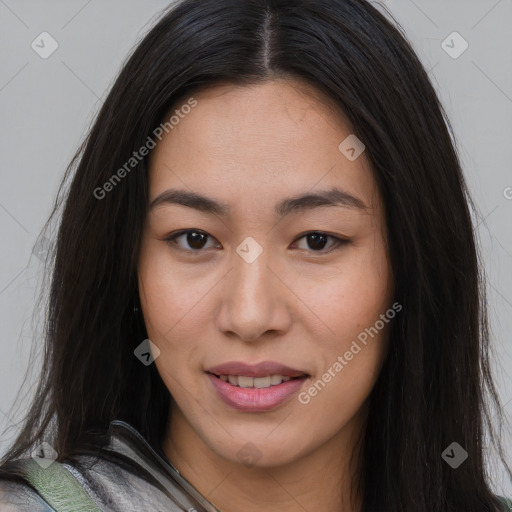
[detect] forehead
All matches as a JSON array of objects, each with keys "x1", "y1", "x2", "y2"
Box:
[
  {"x1": 187, "y1": 77, "x2": 349, "y2": 124},
  {"x1": 148, "y1": 79, "x2": 381, "y2": 214}
]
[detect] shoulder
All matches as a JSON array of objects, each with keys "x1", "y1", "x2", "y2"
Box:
[
  {"x1": 1, "y1": 454, "x2": 181, "y2": 512},
  {"x1": 0, "y1": 478, "x2": 56, "y2": 511},
  {"x1": 2, "y1": 452, "x2": 195, "y2": 512},
  {"x1": 0, "y1": 420, "x2": 215, "y2": 512}
]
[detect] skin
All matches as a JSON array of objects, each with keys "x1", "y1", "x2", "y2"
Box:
[{"x1": 138, "y1": 78, "x2": 395, "y2": 512}]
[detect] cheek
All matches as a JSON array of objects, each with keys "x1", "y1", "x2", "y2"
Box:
[
  {"x1": 138, "y1": 239, "x2": 214, "y2": 338},
  {"x1": 294, "y1": 237, "x2": 393, "y2": 348},
  {"x1": 137, "y1": 238, "x2": 233, "y2": 404},
  {"x1": 139, "y1": 268, "x2": 202, "y2": 402},
  {"x1": 298, "y1": 249, "x2": 392, "y2": 431}
]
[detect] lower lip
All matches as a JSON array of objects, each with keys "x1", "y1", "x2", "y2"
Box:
[{"x1": 207, "y1": 373, "x2": 308, "y2": 412}]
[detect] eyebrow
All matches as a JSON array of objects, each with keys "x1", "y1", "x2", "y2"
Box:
[{"x1": 149, "y1": 187, "x2": 369, "y2": 217}]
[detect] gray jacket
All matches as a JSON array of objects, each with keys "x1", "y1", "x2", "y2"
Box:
[
  {"x1": 0, "y1": 420, "x2": 222, "y2": 511},
  {"x1": 2, "y1": 421, "x2": 511, "y2": 511}
]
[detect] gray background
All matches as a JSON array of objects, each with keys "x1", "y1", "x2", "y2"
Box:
[{"x1": 0, "y1": 0, "x2": 511, "y2": 496}]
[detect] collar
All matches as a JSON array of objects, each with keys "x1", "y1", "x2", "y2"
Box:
[{"x1": 105, "y1": 420, "x2": 223, "y2": 512}]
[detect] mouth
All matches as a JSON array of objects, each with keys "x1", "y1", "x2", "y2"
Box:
[{"x1": 205, "y1": 363, "x2": 310, "y2": 411}]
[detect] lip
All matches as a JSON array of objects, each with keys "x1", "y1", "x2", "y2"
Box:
[
  {"x1": 205, "y1": 360, "x2": 308, "y2": 378},
  {"x1": 207, "y1": 373, "x2": 309, "y2": 412}
]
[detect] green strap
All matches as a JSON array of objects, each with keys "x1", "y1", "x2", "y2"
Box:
[
  {"x1": 16, "y1": 458, "x2": 102, "y2": 512},
  {"x1": 499, "y1": 496, "x2": 512, "y2": 512}
]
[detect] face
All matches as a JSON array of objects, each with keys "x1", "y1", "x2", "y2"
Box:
[{"x1": 138, "y1": 78, "x2": 394, "y2": 469}]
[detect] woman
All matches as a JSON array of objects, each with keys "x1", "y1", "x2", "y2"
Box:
[{"x1": 0, "y1": 0, "x2": 510, "y2": 510}]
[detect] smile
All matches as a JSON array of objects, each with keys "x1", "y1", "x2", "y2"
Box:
[{"x1": 206, "y1": 372, "x2": 309, "y2": 411}]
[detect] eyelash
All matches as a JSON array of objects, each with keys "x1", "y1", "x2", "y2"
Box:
[{"x1": 163, "y1": 230, "x2": 350, "y2": 255}]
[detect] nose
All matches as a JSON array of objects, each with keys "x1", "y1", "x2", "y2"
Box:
[{"x1": 216, "y1": 245, "x2": 292, "y2": 343}]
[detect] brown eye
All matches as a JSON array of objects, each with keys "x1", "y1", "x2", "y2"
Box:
[
  {"x1": 165, "y1": 230, "x2": 219, "y2": 252},
  {"x1": 294, "y1": 232, "x2": 349, "y2": 253}
]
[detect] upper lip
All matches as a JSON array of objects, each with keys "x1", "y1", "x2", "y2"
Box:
[{"x1": 206, "y1": 361, "x2": 308, "y2": 378}]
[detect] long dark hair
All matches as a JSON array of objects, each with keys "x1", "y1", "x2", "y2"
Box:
[{"x1": 1, "y1": 0, "x2": 509, "y2": 510}]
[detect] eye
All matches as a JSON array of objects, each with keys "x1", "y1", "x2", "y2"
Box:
[
  {"x1": 164, "y1": 230, "x2": 220, "y2": 252},
  {"x1": 163, "y1": 230, "x2": 350, "y2": 254},
  {"x1": 293, "y1": 232, "x2": 350, "y2": 253}
]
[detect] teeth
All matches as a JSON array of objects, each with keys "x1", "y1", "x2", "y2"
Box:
[
  {"x1": 254, "y1": 376, "x2": 271, "y2": 388},
  {"x1": 238, "y1": 376, "x2": 253, "y2": 388},
  {"x1": 218, "y1": 374, "x2": 297, "y2": 388}
]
